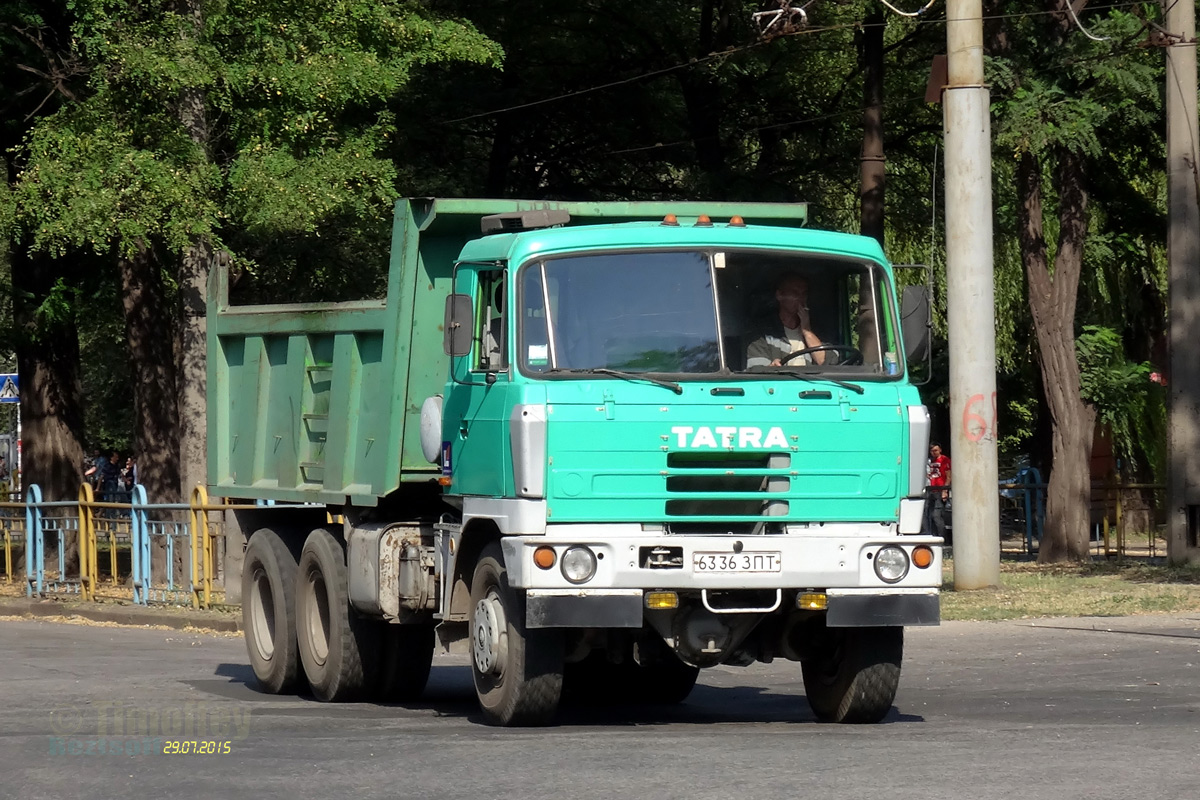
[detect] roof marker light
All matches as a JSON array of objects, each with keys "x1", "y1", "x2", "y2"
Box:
[
  {"x1": 695, "y1": 214, "x2": 713, "y2": 227},
  {"x1": 662, "y1": 214, "x2": 680, "y2": 226},
  {"x1": 729, "y1": 215, "x2": 746, "y2": 227}
]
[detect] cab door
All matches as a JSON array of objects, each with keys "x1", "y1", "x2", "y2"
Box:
[{"x1": 443, "y1": 266, "x2": 511, "y2": 497}]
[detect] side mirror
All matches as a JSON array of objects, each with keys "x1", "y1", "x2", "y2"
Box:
[
  {"x1": 900, "y1": 285, "x2": 931, "y2": 362},
  {"x1": 444, "y1": 294, "x2": 473, "y2": 357}
]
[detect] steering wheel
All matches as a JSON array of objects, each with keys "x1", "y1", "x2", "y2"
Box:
[{"x1": 779, "y1": 344, "x2": 864, "y2": 366}]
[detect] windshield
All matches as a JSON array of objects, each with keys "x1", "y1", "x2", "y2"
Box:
[{"x1": 518, "y1": 249, "x2": 900, "y2": 378}]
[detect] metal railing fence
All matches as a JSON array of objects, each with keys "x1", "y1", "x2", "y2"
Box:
[{"x1": 2, "y1": 483, "x2": 242, "y2": 609}]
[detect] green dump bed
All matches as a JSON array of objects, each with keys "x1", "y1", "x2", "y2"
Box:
[{"x1": 206, "y1": 197, "x2": 809, "y2": 505}]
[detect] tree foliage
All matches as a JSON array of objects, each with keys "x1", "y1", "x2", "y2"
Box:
[
  {"x1": 2, "y1": 0, "x2": 501, "y2": 500},
  {"x1": 0, "y1": 0, "x2": 1175, "y2": 551}
]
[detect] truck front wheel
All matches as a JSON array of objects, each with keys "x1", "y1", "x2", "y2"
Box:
[
  {"x1": 801, "y1": 625, "x2": 903, "y2": 723},
  {"x1": 295, "y1": 528, "x2": 378, "y2": 702},
  {"x1": 242, "y1": 528, "x2": 302, "y2": 694},
  {"x1": 469, "y1": 543, "x2": 563, "y2": 726}
]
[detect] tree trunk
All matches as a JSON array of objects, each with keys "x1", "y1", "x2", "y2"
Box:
[
  {"x1": 118, "y1": 240, "x2": 181, "y2": 503},
  {"x1": 175, "y1": 0, "x2": 211, "y2": 504},
  {"x1": 1017, "y1": 148, "x2": 1096, "y2": 562},
  {"x1": 12, "y1": 249, "x2": 86, "y2": 502},
  {"x1": 678, "y1": 0, "x2": 732, "y2": 181},
  {"x1": 857, "y1": 7, "x2": 885, "y2": 365},
  {"x1": 118, "y1": 241, "x2": 182, "y2": 584},
  {"x1": 12, "y1": 249, "x2": 86, "y2": 575},
  {"x1": 177, "y1": 235, "x2": 210, "y2": 505}
]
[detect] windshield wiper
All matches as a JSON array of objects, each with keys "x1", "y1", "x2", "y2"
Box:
[
  {"x1": 769, "y1": 369, "x2": 864, "y2": 395},
  {"x1": 547, "y1": 368, "x2": 683, "y2": 395}
]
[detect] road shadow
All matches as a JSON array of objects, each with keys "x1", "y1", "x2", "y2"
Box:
[{"x1": 193, "y1": 662, "x2": 923, "y2": 726}]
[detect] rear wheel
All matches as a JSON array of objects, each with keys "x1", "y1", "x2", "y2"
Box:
[
  {"x1": 241, "y1": 528, "x2": 302, "y2": 694},
  {"x1": 375, "y1": 623, "x2": 436, "y2": 702},
  {"x1": 295, "y1": 527, "x2": 378, "y2": 701},
  {"x1": 801, "y1": 625, "x2": 903, "y2": 723},
  {"x1": 470, "y1": 543, "x2": 563, "y2": 726}
]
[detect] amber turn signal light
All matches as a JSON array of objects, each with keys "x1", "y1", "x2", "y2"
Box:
[
  {"x1": 533, "y1": 546, "x2": 557, "y2": 569},
  {"x1": 912, "y1": 545, "x2": 934, "y2": 569}
]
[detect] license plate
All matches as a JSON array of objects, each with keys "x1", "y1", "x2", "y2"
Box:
[{"x1": 692, "y1": 551, "x2": 782, "y2": 573}]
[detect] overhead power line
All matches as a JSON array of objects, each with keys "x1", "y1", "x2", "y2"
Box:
[
  {"x1": 1062, "y1": 0, "x2": 1111, "y2": 41},
  {"x1": 880, "y1": 0, "x2": 940, "y2": 18},
  {"x1": 438, "y1": 1, "x2": 1143, "y2": 128}
]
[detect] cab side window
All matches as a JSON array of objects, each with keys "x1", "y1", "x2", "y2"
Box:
[{"x1": 474, "y1": 270, "x2": 506, "y2": 372}]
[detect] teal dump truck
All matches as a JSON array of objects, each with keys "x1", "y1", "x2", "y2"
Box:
[{"x1": 209, "y1": 197, "x2": 940, "y2": 726}]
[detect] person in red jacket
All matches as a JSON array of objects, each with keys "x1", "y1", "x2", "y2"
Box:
[{"x1": 923, "y1": 443, "x2": 951, "y2": 540}]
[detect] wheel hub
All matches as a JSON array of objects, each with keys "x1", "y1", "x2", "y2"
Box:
[
  {"x1": 249, "y1": 568, "x2": 275, "y2": 662},
  {"x1": 304, "y1": 570, "x2": 330, "y2": 666},
  {"x1": 473, "y1": 591, "x2": 507, "y2": 676}
]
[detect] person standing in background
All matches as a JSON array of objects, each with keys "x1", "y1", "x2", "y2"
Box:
[
  {"x1": 924, "y1": 443, "x2": 951, "y2": 540},
  {"x1": 122, "y1": 455, "x2": 139, "y2": 490}
]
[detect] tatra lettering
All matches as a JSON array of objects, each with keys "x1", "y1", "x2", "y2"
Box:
[
  {"x1": 715, "y1": 426, "x2": 737, "y2": 448},
  {"x1": 691, "y1": 427, "x2": 718, "y2": 449},
  {"x1": 669, "y1": 425, "x2": 789, "y2": 449},
  {"x1": 763, "y1": 427, "x2": 789, "y2": 448},
  {"x1": 738, "y1": 428, "x2": 763, "y2": 449},
  {"x1": 670, "y1": 426, "x2": 694, "y2": 448}
]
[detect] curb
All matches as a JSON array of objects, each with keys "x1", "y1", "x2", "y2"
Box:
[{"x1": 0, "y1": 597, "x2": 242, "y2": 634}]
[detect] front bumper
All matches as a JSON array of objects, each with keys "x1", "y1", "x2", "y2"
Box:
[
  {"x1": 500, "y1": 524, "x2": 943, "y2": 591},
  {"x1": 521, "y1": 587, "x2": 940, "y2": 629},
  {"x1": 503, "y1": 524, "x2": 942, "y2": 629}
]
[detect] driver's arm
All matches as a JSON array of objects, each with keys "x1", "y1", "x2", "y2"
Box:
[
  {"x1": 798, "y1": 309, "x2": 825, "y2": 365},
  {"x1": 746, "y1": 335, "x2": 783, "y2": 368}
]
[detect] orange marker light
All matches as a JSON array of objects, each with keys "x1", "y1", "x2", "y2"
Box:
[
  {"x1": 912, "y1": 545, "x2": 934, "y2": 569},
  {"x1": 662, "y1": 214, "x2": 680, "y2": 226},
  {"x1": 437, "y1": 476, "x2": 452, "y2": 486},
  {"x1": 729, "y1": 215, "x2": 746, "y2": 227},
  {"x1": 695, "y1": 214, "x2": 713, "y2": 227},
  {"x1": 534, "y1": 546, "x2": 557, "y2": 569}
]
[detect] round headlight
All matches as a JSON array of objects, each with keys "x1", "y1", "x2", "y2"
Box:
[
  {"x1": 560, "y1": 546, "x2": 597, "y2": 584},
  {"x1": 874, "y1": 546, "x2": 909, "y2": 583}
]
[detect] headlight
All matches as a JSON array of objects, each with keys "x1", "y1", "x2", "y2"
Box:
[
  {"x1": 560, "y1": 546, "x2": 597, "y2": 584},
  {"x1": 874, "y1": 546, "x2": 910, "y2": 583}
]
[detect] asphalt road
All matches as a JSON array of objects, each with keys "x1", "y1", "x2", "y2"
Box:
[{"x1": 3, "y1": 615, "x2": 1199, "y2": 800}]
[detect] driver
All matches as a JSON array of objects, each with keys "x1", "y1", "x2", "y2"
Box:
[{"x1": 746, "y1": 273, "x2": 826, "y2": 367}]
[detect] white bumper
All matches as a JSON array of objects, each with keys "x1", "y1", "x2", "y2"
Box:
[{"x1": 499, "y1": 523, "x2": 943, "y2": 592}]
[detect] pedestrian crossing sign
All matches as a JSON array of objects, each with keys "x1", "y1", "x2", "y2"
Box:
[{"x1": 0, "y1": 374, "x2": 18, "y2": 403}]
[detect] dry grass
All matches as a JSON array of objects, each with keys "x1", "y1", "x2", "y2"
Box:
[
  {"x1": 941, "y1": 558, "x2": 1200, "y2": 620},
  {"x1": 0, "y1": 613, "x2": 241, "y2": 637}
]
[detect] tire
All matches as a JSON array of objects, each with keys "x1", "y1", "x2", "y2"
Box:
[
  {"x1": 295, "y1": 527, "x2": 378, "y2": 702},
  {"x1": 375, "y1": 623, "x2": 435, "y2": 702},
  {"x1": 469, "y1": 542, "x2": 563, "y2": 726},
  {"x1": 801, "y1": 625, "x2": 903, "y2": 724},
  {"x1": 634, "y1": 653, "x2": 700, "y2": 705},
  {"x1": 242, "y1": 528, "x2": 303, "y2": 694}
]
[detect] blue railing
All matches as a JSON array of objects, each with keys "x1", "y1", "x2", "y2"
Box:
[{"x1": 3, "y1": 483, "x2": 229, "y2": 608}]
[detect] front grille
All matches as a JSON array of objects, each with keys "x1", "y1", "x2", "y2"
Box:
[{"x1": 664, "y1": 451, "x2": 791, "y2": 533}]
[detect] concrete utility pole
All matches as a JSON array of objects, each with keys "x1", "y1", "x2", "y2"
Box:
[
  {"x1": 943, "y1": 0, "x2": 1000, "y2": 588},
  {"x1": 1165, "y1": 0, "x2": 1200, "y2": 564}
]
